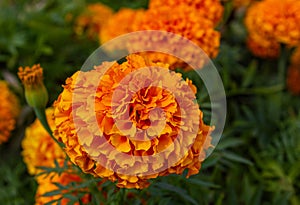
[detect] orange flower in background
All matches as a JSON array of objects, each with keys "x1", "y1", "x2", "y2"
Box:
[
  {"x1": 54, "y1": 54, "x2": 212, "y2": 189},
  {"x1": 22, "y1": 108, "x2": 65, "y2": 175},
  {"x1": 247, "y1": 33, "x2": 280, "y2": 58},
  {"x1": 131, "y1": 5, "x2": 220, "y2": 69},
  {"x1": 99, "y1": 8, "x2": 144, "y2": 44},
  {"x1": 132, "y1": 5, "x2": 220, "y2": 57},
  {"x1": 245, "y1": 0, "x2": 300, "y2": 47},
  {"x1": 35, "y1": 172, "x2": 91, "y2": 205},
  {"x1": 149, "y1": 0, "x2": 224, "y2": 25},
  {"x1": 0, "y1": 81, "x2": 20, "y2": 144},
  {"x1": 75, "y1": 3, "x2": 113, "y2": 39}
]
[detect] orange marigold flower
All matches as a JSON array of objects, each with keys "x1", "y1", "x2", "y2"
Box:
[
  {"x1": 247, "y1": 33, "x2": 280, "y2": 58},
  {"x1": 131, "y1": 5, "x2": 220, "y2": 69},
  {"x1": 0, "y1": 81, "x2": 20, "y2": 144},
  {"x1": 75, "y1": 3, "x2": 113, "y2": 39},
  {"x1": 53, "y1": 54, "x2": 212, "y2": 189},
  {"x1": 22, "y1": 108, "x2": 65, "y2": 175},
  {"x1": 245, "y1": 0, "x2": 300, "y2": 46},
  {"x1": 149, "y1": 0, "x2": 224, "y2": 25},
  {"x1": 18, "y1": 64, "x2": 48, "y2": 109},
  {"x1": 287, "y1": 65, "x2": 300, "y2": 95},
  {"x1": 100, "y1": 8, "x2": 144, "y2": 44},
  {"x1": 35, "y1": 172, "x2": 91, "y2": 205}
]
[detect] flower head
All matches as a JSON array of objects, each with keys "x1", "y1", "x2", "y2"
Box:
[
  {"x1": 245, "y1": 0, "x2": 300, "y2": 46},
  {"x1": 149, "y1": 0, "x2": 224, "y2": 25},
  {"x1": 22, "y1": 108, "x2": 65, "y2": 175},
  {"x1": 18, "y1": 64, "x2": 48, "y2": 109},
  {"x1": 53, "y1": 54, "x2": 212, "y2": 189},
  {"x1": 130, "y1": 5, "x2": 220, "y2": 69},
  {"x1": 0, "y1": 81, "x2": 20, "y2": 144},
  {"x1": 247, "y1": 33, "x2": 280, "y2": 58},
  {"x1": 100, "y1": 8, "x2": 144, "y2": 44},
  {"x1": 75, "y1": 3, "x2": 113, "y2": 39}
]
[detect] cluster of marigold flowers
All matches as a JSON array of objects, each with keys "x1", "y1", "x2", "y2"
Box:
[
  {"x1": 1, "y1": 2, "x2": 299, "y2": 204},
  {"x1": 76, "y1": 0, "x2": 224, "y2": 69},
  {"x1": 4, "y1": 2, "x2": 222, "y2": 203},
  {"x1": 2, "y1": 1, "x2": 299, "y2": 203}
]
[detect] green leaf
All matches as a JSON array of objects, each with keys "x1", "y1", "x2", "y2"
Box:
[
  {"x1": 154, "y1": 182, "x2": 198, "y2": 205},
  {"x1": 242, "y1": 60, "x2": 257, "y2": 88},
  {"x1": 43, "y1": 189, "x2": 63, "y2": 197},
  {"x1": 187, "y1": 178, "x2": 220, "y2": 188},
  {"x1": 217, "y1": 138, "x2": 245, "y2": 150},
  {"x1": 222, "y1": 151, "x2": 253, "y2": 165}
]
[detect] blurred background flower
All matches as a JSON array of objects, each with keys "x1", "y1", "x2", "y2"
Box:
[
  {"x1": 0, "y1": 81, "x2": 20, "y2": 144},
  {"x1": 245, "y1": 0, "x2": 300, "y2": 49},
  {"x1": 75, "y1": 3, "x2": 113, "y2": 40}
]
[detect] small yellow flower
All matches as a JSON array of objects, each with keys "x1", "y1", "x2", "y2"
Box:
[
  {"x1": 18, "y1": 64, "x2": 48, "y2": 109},
  {"x1": 0, "y1": 81, "x2": 20, "y2": 144}
]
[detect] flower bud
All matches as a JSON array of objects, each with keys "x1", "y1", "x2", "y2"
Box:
[{"x1": 18, "y1": 64, "x2": 48, "y2": 109}]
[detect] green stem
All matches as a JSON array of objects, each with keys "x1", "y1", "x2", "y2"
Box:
[
  {"x1": 278, "y1": 44, "x2": 289, "y2": 88},
  {"x1": 33, "y1": 107, "x2": 65, "y2": 149}
]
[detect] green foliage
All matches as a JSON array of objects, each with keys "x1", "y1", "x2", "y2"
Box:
[
  {"x1": 0, "y1": 0, "x2": 299, "y2": 205},
  {"x1": 0, "y1": 153, "x2": 37, "y2": 205}
]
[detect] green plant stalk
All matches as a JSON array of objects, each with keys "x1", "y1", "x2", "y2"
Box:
[
  {"x1": 278, "y1": 44, "x2": 289, "y2": 88},
  {"x1": 33, "y1": 107, "x2": 65, "y2": 149}
]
